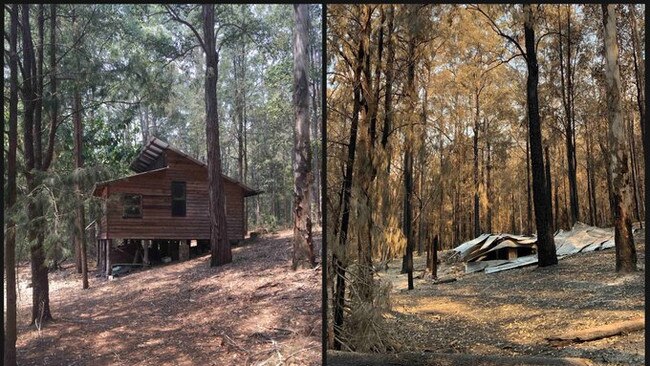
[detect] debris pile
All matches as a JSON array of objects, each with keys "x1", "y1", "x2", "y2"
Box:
[{"x1": 452, "y1": 222, "x2": 616, "y2": 273}]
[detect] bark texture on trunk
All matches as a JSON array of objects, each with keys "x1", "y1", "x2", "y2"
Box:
[
  {"x1": 203, "y1": 5, "x2": 232, "y2": 266},
  {"x1": 524, "y1": 4, "x2": 557, "y2": 267},
  {"x1": 4, "y1": 4, "x2": 19, "y2": 365},
  {"x1": 601, "y1": 4, "x2": 637, "y2": 272},
  {"x1": 292, "y1": 4, "x2": 315, "y2": 269}
]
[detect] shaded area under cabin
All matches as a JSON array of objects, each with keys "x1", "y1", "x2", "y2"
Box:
[{"x1": 91, "y1": 137, "x2": 261, "y2": 276}]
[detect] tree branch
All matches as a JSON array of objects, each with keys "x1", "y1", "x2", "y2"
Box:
[{"x1": 164, "y1": 4, "x2": 206, "y2": 53}]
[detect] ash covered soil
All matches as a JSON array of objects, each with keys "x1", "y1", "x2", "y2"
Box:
[
  {"x1": 380, "y1": 235, "x2": 645, "y2": 366},
  {"x1": 14, "y1": 230, "x2": 321, "y2": 366}
]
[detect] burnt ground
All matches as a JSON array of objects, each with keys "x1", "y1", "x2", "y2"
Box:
[
  {"x1": 379, "y1": 238, "x2": 645, "y2": 366},
  {"x1": 14, "y1": 229, "x2": 322, "y2": 366}
]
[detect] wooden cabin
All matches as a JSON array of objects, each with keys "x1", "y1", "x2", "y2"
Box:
[{"x1": 92, "y1": 137, "x2": 261, "y2": 276}]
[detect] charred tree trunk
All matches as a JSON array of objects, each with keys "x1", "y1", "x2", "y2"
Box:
[
  {"x1": 431, "y1": 235, "x2": 438, "y2": 279},
  {"x1": 4, "y1": 5, "x2": 19, "y2": 365},
  {"x1": 292, "y1": 4, "x2": 315, "y2": 269},
  {"x1": 524, "y1": 4, "x2": 557, "y2": 267},
  {"x1": 485, "y1": 119, "x2": 493, "y2": 233},
  {"x1": 525, "y1": 128, "x2": 533, "y2": 235},
  {"x1": 381, "y1": 5, "x2": 395, "y2": 149},
  {"x1": 203, "y1": 5, "x2": 232, "y2": 266},
  {"x1": 404, "y1": 147, "x2": 414, "y2": 290},
  {"x1": 558, "y1": 7, "x2": 579, "y2": 227},
  {"x1": 628, "y1": 5, "x2": 646, "y2": 156},
  {"x1": 473, "y1": 90, "x2": 481, "y2": 238},
  {"x1": 586, "y1": 126, "x2": 597, "y2": 226},
  {"x1": 627, "y1": 110, "x2": 643, "y2": 228},
  {"x1": 545, "y1": 146, "x2": 553, "y2": 232},
  {"x1": 602, "y1": 4, "x2": 637, "y2": 272},
  {"x1": 332, "y1": 34, "x2": 363, "y2": 353}
]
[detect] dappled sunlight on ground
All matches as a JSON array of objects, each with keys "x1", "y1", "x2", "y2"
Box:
[
  {"x1": 380, "y1": 241, "x2": 645, "y2": 365},
  {"x1": 15, "y1": 229, "x2": 321, "y2": 366}
]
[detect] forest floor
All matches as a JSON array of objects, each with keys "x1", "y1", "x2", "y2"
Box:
[
  {"x1": 379, "y1": 231, "x2": 645, "y2": 366},
  {"x1": 14, "y1": 229, "x2": 322, "y2": 366}
]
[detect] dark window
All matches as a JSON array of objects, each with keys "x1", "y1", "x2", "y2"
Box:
[
  {"x1": 123, "y1": 194, "x2": 142, "y2": 218},
  {"x1": 171, "y1": 181, "x2": 186, "y2": 217}
]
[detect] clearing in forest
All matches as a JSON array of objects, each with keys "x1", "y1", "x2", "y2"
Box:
[
  {"x1": 14, "y1": 230, "x2": 322, "y2": 366},
  {"x1": 379, "y1": 238, "x2": 645, "y2": 366}
]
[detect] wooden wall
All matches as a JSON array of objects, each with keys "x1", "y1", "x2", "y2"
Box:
[{"x1": 99, "y1": 149, "x2": 246, "y2": 241}]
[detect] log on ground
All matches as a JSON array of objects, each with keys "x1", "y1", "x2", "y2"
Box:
[{"x1": 546, "y1": 317, "x2": 644, "y2": 344}]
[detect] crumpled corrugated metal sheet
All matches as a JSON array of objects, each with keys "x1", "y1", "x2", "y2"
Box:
[{"x1": 453, "y1": 222, "x2": 616, "y2": 273}]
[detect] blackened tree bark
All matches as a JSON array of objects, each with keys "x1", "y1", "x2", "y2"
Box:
[
  {"x1": 404, "y1": 147, "x2": 414, "y2": 290},
  {"x1": 545, "y1": 145, "x2": 553, "y2": 232},
  {"x1": 332, "y1": 29, "x2": 363, "y2": 354},
  {"x1": 292, "y1": 4, "x2": 315, "y2": 269},
  {"x1": 4, "y1": 4, "x2": 19, "y2": 365},
  {"x1": 524, "y1": 4, "x2": 557, "y2": 266},
  {"x1": 473, "y1": 89, "x2": 482, "y2": 238},
  {"x1": 202, "y1": 5, "x2": 232, "y2": 266},
  {"x1": 525, "y1": 129, "x2": 532, "y2": 235},
  {"x1": 601, "y1": 4, "x2": 637, "y2": 273},
  {"x1": 381, "y1": 5, "x2": 395, "y2": 149},
  {"x1": 558, "y1": 6, "x2": 579, "y2": 227}
]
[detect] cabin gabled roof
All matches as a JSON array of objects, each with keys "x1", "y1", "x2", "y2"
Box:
[{"x1": 93, "y1": 136, "x2": 262, "y2": 197}]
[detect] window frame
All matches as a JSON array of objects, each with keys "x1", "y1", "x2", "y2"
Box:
[
  {"x1": 171, "y1": 181, "x2": 187, "y2": 217},
  {"x1": 122, "y1": 193, "x2": 143, "y2": 219}
]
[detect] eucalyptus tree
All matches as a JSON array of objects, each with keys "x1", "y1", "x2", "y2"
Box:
[{"x1": 601, "y1": 4, "x2": 637, "y2": 273}]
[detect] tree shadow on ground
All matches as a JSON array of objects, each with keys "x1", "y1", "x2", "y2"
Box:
[{"x1": 16, "y1": 230, "x2": 322, "y2": 366}]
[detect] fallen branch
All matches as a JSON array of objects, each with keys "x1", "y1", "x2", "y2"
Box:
[
  {"x1": 327, "y1": 351, "x2": 593, "y2": 366},
  {"x1": 546, "y1": 317, "x2": 644, "y2": 344},
  {"x1": 432, "y1": 277, "x2": 457, "y2": 285}
]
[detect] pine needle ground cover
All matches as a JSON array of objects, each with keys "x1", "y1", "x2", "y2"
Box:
[{"x1": 14, "y1": 230, "x2": 321, "y2": 366}]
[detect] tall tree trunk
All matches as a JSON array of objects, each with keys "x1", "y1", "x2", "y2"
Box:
[
  {"x1": 310, "y1": 38, "x2": 322, "y2": 226},
  {"x1": 628, "y1": 5, "x2": 645, "y2": 156},
  {"x1": 627, "y1": 110, "x2": 643, "y2": 228},
  {"x1": 381, "y1": 5, "x2": 395, "y2": 149},
  {"x1": 4, "y1": 5, "x2": 19, "y2": 365},
  {"x1": 332, "y1": 13, "x2": 364, "y2": 352},
  {"x1": 70, "y1": 8, "x2": 84, "y2": 274},
  {"x1": 402, "y1": 35, "x2": 417, "y2": 290},
  {"x1": 525, "y1": 127, "x2": 532, "y2": 235},
  {"x1": 473, "y1": 90, "x2": 481, "y2": 238},
  {"x1": 524, "y1": 4, "x2": 557, "y2": 267},
  {"x1": 403, "y1": 147, "x2": 414, "y2": 290},
  {"x1": 292, "y1": 4, "x2": 315, "y2": 269},
  {"x1": 22, "y1": 3, "x2": 53, "y2": 325},
  {"x1": 204, "y1": 5, "x2": 232, "y2": 266},
  {"x1": 586, "y1": 126, "x2": 597, "y2": 226},
  {"x1": 73, "y1": 86, "x2": 89, "y2": 289},
  {"x1": 355, "y1": 5, "x2": 377, "y2": 302},
  {"x1": 558, "y1": 7, "x2": 579, "y2": 227},
  {"x1": 485, "y1": 118, "x2": 493, "y2": 233},
  {"x1": 545, "y1": 146, "x2": 553, "y2": 232},
  {"x1": 602, "y1": 4, "x2": 637, "y2": 272}
]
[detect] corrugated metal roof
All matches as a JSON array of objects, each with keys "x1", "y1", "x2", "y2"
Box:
[{"x1": 92, "y1": 136, "x2": 262, "y2": 197}]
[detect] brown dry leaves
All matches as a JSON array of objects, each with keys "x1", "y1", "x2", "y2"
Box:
[
  {"x1": 381, "y1": 241, "x2": 645, "y2": 365},
  {"x1": 15, "y1": 229, "x2": 322, "y2": 366}
]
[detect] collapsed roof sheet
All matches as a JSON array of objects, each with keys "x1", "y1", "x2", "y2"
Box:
[{"x1": 453, "y1": 222, "x2": 616, "y2": 274}]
